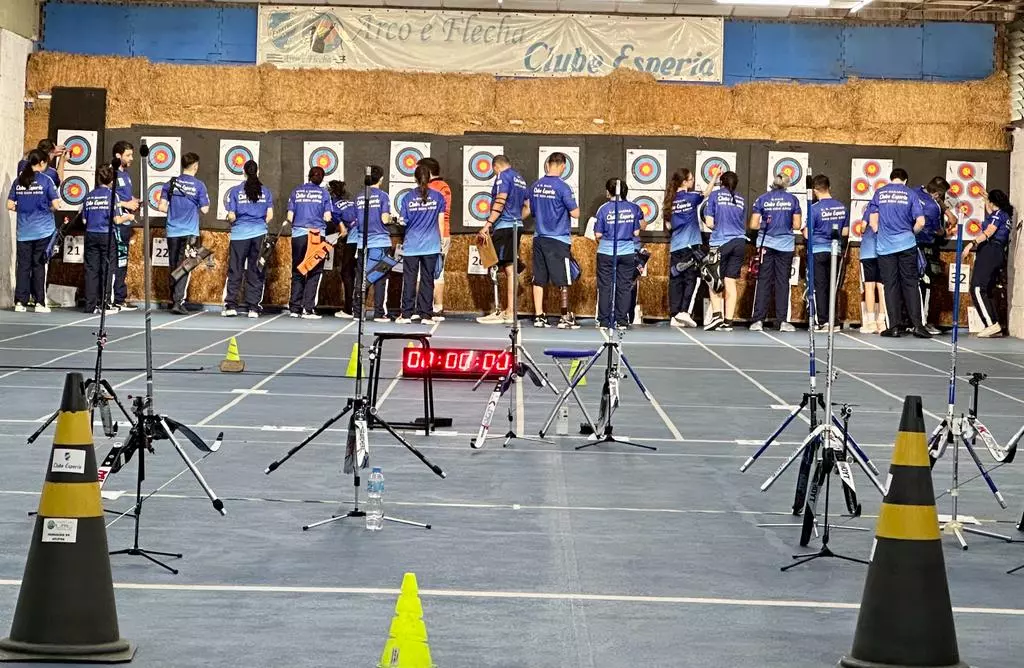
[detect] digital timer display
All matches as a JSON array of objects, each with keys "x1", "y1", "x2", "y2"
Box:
[{"x1": 402, "y1": 347, "x2": 513, "y2": 380}]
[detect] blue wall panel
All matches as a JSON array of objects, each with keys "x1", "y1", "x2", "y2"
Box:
[{"x1": 41, "y1": 2, "x2": 994, "y2": 83}]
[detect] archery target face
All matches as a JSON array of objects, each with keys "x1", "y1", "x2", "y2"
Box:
[
  {"x1": 142, "y1": 137, "x2": 181, "y2": 196},
  {"x1": 59, "y1": 174, "x2": 89, "y2": 210},
  {"x1": 57, "y1": 130, "x2": 97, "y2": 172},
  {"x1": 390, "y1": 186, "x2": 415, "y2": 215},
  {"x1": 302, "y1": 141, "x2": 344, "y2": 181},
  {"x1": 849, "y1": 200, "x2": 869, "y2": 241},
  {"x1": 219, "y1": 139, "x2": 260, "y2": 181},
  {"x1": 626, "y1": 149, "x2": 666, "y2": 191},
  {"x1": 466, "y1": 187, "x2": 493, "y2": 229},
  {"x1": 630, "y1": 192, "x2": 663, "y2": 232},
  {"x1": 537, "y1": 146, "x2": 581, "y2": 191},
  {"x1": 389, "y1": 141, "x2": 430, "y2": 183},
  {"x1": 766, "y1": 151, "x2": 808, "y2": 191},
  {"x1": 945, "y1": 159, "x2": 988, "y2": 240},
  {"x1": 146, "y1": 182, "x2": 166, "y2": 218},
  {"x1": 850, "y1": 158, "x2": 892, "y2": 200},
  {"x1": 966, "y1": 219, "x2": 983, "y2": 236},
  {"x1": 463, "y1": 145, "x2": 502, "y2": 186},
  {"x1": 695, "y1": 150, "x2": 737, "y2": 190},
  {"x1": 147, "y1": 143, "x2": 176, "y2": 172}
]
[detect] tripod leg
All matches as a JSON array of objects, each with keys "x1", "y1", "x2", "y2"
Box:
[
  {"x1": 371, "y1": 411, "x2": 446, "y2": 479},
  {"x1": 961, "y1": 433, "x2": 1007, "y2": 508},
  {"x1": 741, "y1": 397, "x2": 809, "y2": 472},
  {"x1": 159, "y1": 417, "x2": 227, "y2": 515},
  {"x1": 383, "y1": 515, "x2": 431, "y2": 530},
  {"x1": 101, "y1": 379, "x2": 136, "y2": 426},
  {"x1": 761, "y1": 425, "x2": 825, "y2": 492},
  {"x1": 267, "y1": 402, "x2": 353, "y2": 472},
  {"x1": 26, "y1": 410, "x2": 58, "y2": 445}
]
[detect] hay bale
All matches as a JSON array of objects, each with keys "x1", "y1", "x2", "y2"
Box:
[{"x1": 24, "y1": 102, "x2": 50, "y2": 151}]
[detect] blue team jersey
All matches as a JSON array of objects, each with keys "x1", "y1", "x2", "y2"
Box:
[
  {"x1": 400, "y1": 189, "x2": 446, "y2": 256},
  {"x1": 8, "y1": 172, "x2": 58, "y2": 242},
  {"x1": 859, "y1": 203, "x2": 879, "y2": 260},
  {"x1": 226, "y1": 184, "x2": 273, "y2": 241},
  {"x1": 706, "y1": 189, "x2": 746, "y2": 246},
  {"x1": 333, "y1": 199, "x2": 358, "y2": 244},
  {"x1": 288, "y1": 183, "x2": 332, "y2": 237},
  {"x1": 594, "y1": 200, "x2": 642, "y2": 256},
  {"x1": 809, "y1": 198, "x2": 849, "y2": 254},
  {"x1": 116, "y1": 168, "x2": 133, "y2": 202},
  {"x1": 17, "y1": 160, "x2": 60, "y2": 188},
  {"x1": 161, "y1": 175, "x2": 209, "y2": 238},
  {"x1": 82, "y1": 186, "x2": 119, "y2": 233},
  {"x1": 916, "y1": 186, "x2": 943, "y2": 245},
  {"x1": 352, "y1": 187, "x2": 392, "y2": 249},
  {"x1": 528, "y1": 175, "x2": 577, "y2": 244},
  {"x1": 869, "y1": 183, "x2": 924, "y2": 256},
  {"x1": 753, "y1": 190, "x2": 800, "y2": 253},
  {"x1": 669, "y1": 191, "x2": 703, "y2": 251},
  {"x1": 491, "y1": 168, "x2": 528, "y2": 230},
  {"x1": 984, "y1": 208, "x2": 1011, "y2": 245}
]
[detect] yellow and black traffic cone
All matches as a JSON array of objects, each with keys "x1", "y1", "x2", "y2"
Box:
[
  {"x1": 378, "y1": 573, "x2": 434, "y2": 668},
  {"x1": 219, "y1": 336, "x2": 245, "y2": 373},
  {"x1": 0, "y1": 372, "x2": 135, "y2": 663},
  {"x1": 838, "y1": 395, "x2": 966, "y2": 668}
]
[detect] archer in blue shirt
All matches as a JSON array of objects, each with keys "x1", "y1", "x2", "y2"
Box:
[
  {"x1": 395, "y1": 166, "x2": 447, "y2": 323},
  {"x1": 18, "y1": 138, "x2": 64, "y2": 189},
  {"x1": 82, "y1": 164, "x2": 134, "y2": 314},
  {"x1": 858, "y1": 202, "x2": 887, "y2": 334},
  {"x1": 524, "y1": 152, "x2": 581, "y2": 329},
  {"x1": 594, "y1": 179, "x2": 642, "y2": 328},
  {"x1": 8, "y1": 149, "x2": 60, "y2": 311},
  {"x1": 158, "y1": 151, "x2": 210, "y2": 313},
  {"x1": 350, "y1": 165, "x2": 394, "y2": 321},
  {"x1": 476, "y1": 155, "x2": 528, "y2": 325},
  {"x1": 749, "y1": 175, "x2": 802, "y2": 331},
  {"x1": 286, "y1": 166, "x2": 335, "y2": 318},
  {"x1": 111, "y1": 140, "x2": 140, "y2": 309},
  {"x1": 223, "y1": 160, "x2": 274, "y2": 317},
  {"x1": 965, "y1": 189, "x2": 1013, "y2": 337},
  {"x1": 703, "y1": 171, "x2": 746, "y2": 331},
  {"x1": 806, "y1": 176, "x2": 849, "y2": 328},
  {"x1": 663, "y1": 168, "x2": 714, "y2": 326},
  {"x1": 868, "y1": 168, "x2": 929, "y2": 338}
]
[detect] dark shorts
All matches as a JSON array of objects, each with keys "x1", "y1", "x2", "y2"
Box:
[
  {"x1": 532, "y1": 236, "x2": 572, "y2": 287},
  {"x1": 861, "y1": 258, "x2": 880, "y2": 283},
  {"x1": 492, "y1": 227, "x2": 520, "y2": 267},
  {"x1": 716, "y1": 237, "x2": 746, "y2": 279}
]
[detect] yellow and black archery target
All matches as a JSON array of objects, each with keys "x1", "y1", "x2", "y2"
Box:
[
  {"x1": 956, "y1": 163, "x2": 976, "y2": 181},
  {"x1": 633, "y1": 194, "x2": 661, "y2": 225},
  {"x1": 467, "y1": 191, "x2": 492, "y2": 223},
  {"x1": 394, "y1": 146, "x2": 426, "y2": 180},
  {"x1": 147, "y1": 183, "x2": 165, "y2": 210},
  {"x1": 630, "y1": 154, "x2": 662, "y2": 188},
  {"x1": 467, "y1": 151, "x2": 496, "y2": 181},
  {"x1": 852, "y1": 178, "x2": 872, "y2": 198},
  {"x1": 63, "y1": 135, "x2": 92, "y2": 168},
  {"x1": 147, "y1": 142, "x2": 176, "y2": 172},
  {"x1": 391, "y1": 187, "x2": 414, "y2": 215},
  {"x1": 699, "y1": 156, "x2": 729, "y2": 185},
  {"x1": 968, "y1": 181, "x2": 985, "y2": 199},
  {"x1": 772, "y1": 157, "x2": 803, "y2": 188},
  {"x1": 223, "y1": 145, "x2": 254, "y2": 177},
  {"x1": 60, "y1": 176, "x2": 89, "y2": 207},
  {"x1": 308, "y1": 146, "x2": 340, "y2": 177}
]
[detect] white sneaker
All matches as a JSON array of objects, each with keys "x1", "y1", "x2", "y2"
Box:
[
  {"x1": 557, "y1": 313, "x2": 580, "y2": 330},
  {"x1": 675, "y1": 312, "x2": 697, "y2": 328},
  {"x1": 373, "y1": 316, "x2": 391, "y2": 323},
  {"x1": 301, "y1": 312, "x2": 322, "y2": 320},
  {"x1": 431, "y1": 313, "x2": 446, "y2": 322},
  {"x1": 394, "y1": 316, "x2": 412, "y2": 324},
  {"x1": 977, "y1": 323, "x2": 1002, "y2": 338},
  {"x1": 222, "y1": 308, "x2": 238, "y2": 317},
  {"x1": 749, "y1": 320, "x2": 763, "y2": 332},
  {"x1": 703, "y1": 314, "x2": 724, "y2": 331},
  {"x1": 815, "y1": 324, "x2": 830, "y2": 333},
  {"x1": 420, "y1": 317, "x2": 435, "y2": 325},
  {"x1": 476, "y1": 312, "x2": 505, "y2": 324},
  {"x1": 334, "y1": 310, "x2": 353, "y2": 319},
  {"x1": 861, "y1": 320, "x2": 877, "y2": 334},
  {"x1": 288, "y1": 311, "x2": 300, "y2": 318},
  {"x1": 115, "y1": 303, "x2": 137, "y2": 311},
  {"x1": 410, "y1": 314, "x2": 421, "y2": 322},
  {"x1": 779, "y1": 322, "x2": 797, "y2": 333},
  {"x1": 34, "y1": 304, "x2": 51, "y2": 314},
  {"x1": 13, "y1": 303, "x2": 26, "y2": 313},
  {"x1": 93, "y1": 307, "x2": 119, "y2": 315},
  {"x1": 533, "y1": 316, "x2": 550, "y2": 328},
  {"x1": 247, "y1": 310, "x2": 259, "y2": 319},
  {"x1": 926, "y1": 324, "x2": 941, "y2": 335}
]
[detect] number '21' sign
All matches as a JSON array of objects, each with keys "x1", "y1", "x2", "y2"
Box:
[{"x1": 62, "y1": 235, "x2": 84, "y2": 264}]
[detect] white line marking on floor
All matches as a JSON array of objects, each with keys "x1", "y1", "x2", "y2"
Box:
[
  {"x1": 761, "y1": 331, "x2": 944, "y2": 422},
  {"x1": 0, "y1": 312, "x2": 203, "y2": 383},
  {"x1": 0, "y1": 314, "x2": 98, "y2": 343},
  {"x1": 195, "y1": 321, "x2": 355, "y2": 426},
  {"x1": 929, "y1": 336, "x2": 1024, "y2": 371},
  {"x1": 841, "y1": 332, "x2": 1024, "y2": 407},
  {"x1": 0, "y1": 579, "x2": 1019, "y2": 616},
  {"x1": 231, "y1": 389, "x2": 268, "y2": 395}
]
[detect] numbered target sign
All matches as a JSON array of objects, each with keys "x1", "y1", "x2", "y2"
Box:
[
  {"x1": 626, "y1": 149, "x2": 666, "y2": 191},
  {"x1": 219, "y1": 139, "x2": 260, "y2": 181},
  {"x1": 323, "y1": 244, "x2": 335, "y2": 271},
  {"x1": 151, "y1": 237, "x2": 170, "y2": 267},
  {"x1": 463, "y1": 145, "x2": 503, "y2": 186},
  {"x1": 62, "y1": 235, "x2": 84, "y2": 264},
  {"x1": 303, "y1": 141, "x2": 344, "y2": 180},
  {"x1": 57, "y1": 129, "x2": 98, "y2": 172},
  {"x1": 948, "y1": 263, "x2": 970, "y2": 293},
  {"x1": 58, "y1": 174, "x2": 91, "y2": 211},
  {"x1": 695, "y1": 150, "x2": 737, "y2": 190},
  {"x1": 467, "y1": 244, "x2": 488, "y2": 275},
  {"x1": 389, "y1": 141, "x2": 429, "y2": 184},
  {"x1": 463, "y1": 188, "x2": 492, "y2": 228},
  {"x1": 789, "y1": 254, "x2": 801, "y2": 287},
  {"x1": 767, "y1": 151, "x2": 808, "y2": 190}
]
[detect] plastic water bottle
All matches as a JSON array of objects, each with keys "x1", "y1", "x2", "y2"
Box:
[{"x1": 365, "y1": 467, "x2": 384, "y2": 531}]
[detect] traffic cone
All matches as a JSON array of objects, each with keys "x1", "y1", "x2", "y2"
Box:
[
  {"x1": 218, "y1": 336, "x2": 245, "y2": 373},
  {"x1": 0, "y1": 373, "x2": 135, "y2": 662},
  {"x1": 568, "y1": 358, "x2": 587, "y2": 387},
  {"x1": 378, "y1": 573, "x2": 434, "y2": 668},
  {"x1": 838, "y1": 395, "x2": 966, "y2": 668},
  {"x1": 345, "y1": 342, "x2": 364, "y2": 378}
]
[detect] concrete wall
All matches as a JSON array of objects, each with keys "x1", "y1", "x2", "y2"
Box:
[
  {"x1": 0, "y1": 0, "x2": 39, "y2": 41},
  {"x1": 1010, "y1": 127, "x2": 1024, "y2": 337},
  {"x1": 0, "y1": 28, "x2": 32, "y2": 308}
]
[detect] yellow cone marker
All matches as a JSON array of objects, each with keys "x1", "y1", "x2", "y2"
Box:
[
  {"x1": 378, "y1": 573, "x2": 434, "y2": 668},
  {"x1": 219, "y1": 337, "x2": 245, "y2": 373}
]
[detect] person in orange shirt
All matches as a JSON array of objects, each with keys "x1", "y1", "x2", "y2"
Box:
[{"x1": 419, "y1": 157, "x2": 451, "y2": 321}]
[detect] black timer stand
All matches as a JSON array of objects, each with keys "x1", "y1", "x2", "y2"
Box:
[{"x1": 365, "y1": 332, "x2": 452, "y2": 433}]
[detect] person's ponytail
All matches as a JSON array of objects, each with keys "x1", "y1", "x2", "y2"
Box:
[
  {"x1": 18, "y1": 149, "x2": 47, "y2": 189},
  {"x1": 243, "y1": 160, "x2": 262, "y2": 203},
  {"x1": 414, "y1": 164, "x2": 430, "y2": 203}
]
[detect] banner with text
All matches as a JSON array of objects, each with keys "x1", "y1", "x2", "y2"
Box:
[{"x1": 258, "y1": 7, "x2": 723, "y2": 83}]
